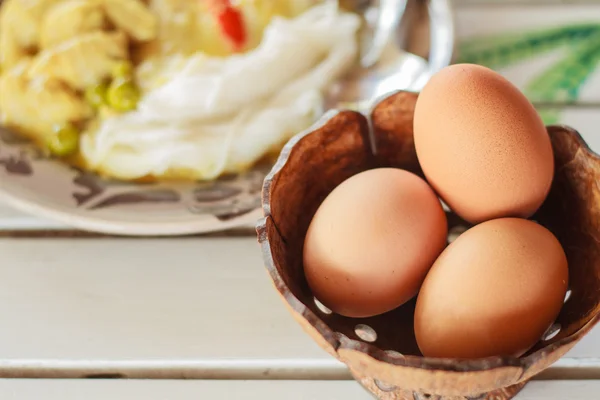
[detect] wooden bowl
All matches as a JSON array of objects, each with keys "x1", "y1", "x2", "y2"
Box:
[{"x1": 256, "y1": 91, "x2": 600, "y2": 400}]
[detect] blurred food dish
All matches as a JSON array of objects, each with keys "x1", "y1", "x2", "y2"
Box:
[
  {"x1": 0, "y1": 0, "x2": 454, "y2": 235},
  {"x1": 0, "y1": 0, "x2": 360, "y2": 181}
]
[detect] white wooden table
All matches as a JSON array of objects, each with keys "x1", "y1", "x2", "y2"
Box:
[{"x1": 2, "y1": 1, "x2": 600, "y2": 398}]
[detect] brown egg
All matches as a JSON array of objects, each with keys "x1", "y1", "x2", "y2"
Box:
[
  {"x1": 303, "y1": 168, "x2": 447, "y2": 318},
  {"x1": 414, "y1": 64, "x2": 554, "y2": 224},
  {"x1": 414, "y1": 218, "x2": 568, "y2": 359}
]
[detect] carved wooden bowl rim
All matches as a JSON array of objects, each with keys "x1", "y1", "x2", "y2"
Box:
[{"x1": 256, "y1": 90, "x2": 600, "y2": 377}]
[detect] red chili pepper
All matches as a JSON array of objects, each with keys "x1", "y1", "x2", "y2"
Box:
[{"x1": 206, "y1": 0, "x2": 247, "y2": 51}]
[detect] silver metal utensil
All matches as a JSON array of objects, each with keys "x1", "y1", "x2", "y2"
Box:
[
  {"x1": 360, "y1": 0, "x2": 409, "y2": 68},
  {"x1": 324, "y1": 0, "x2": 454, "y2": 112}
]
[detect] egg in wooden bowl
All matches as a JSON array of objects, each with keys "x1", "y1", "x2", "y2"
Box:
[{"x1": 256, "y1": 88, "x2": 600, "y2": 399}]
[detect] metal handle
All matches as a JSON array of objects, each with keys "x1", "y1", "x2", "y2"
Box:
[
  {"x1": 360, "y1": 0, "x2": 409, "y2": 68},
  {"x1": 427, "y1": 0, "x2": 454, "y2": 74},
  {"x1": 410, "y1": 0, "x2": 455, "y2": 91}
]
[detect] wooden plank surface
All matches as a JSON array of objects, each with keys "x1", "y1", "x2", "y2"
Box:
[
  {"x1": 0, "y1": 237, "x2": 596, "y2": 379},
  {"x1": 0, "y1": 379, "x2": 597, "y2": 400},
  {"x1": 0, "y1": 238, "x2": 331, "y2": 377}
]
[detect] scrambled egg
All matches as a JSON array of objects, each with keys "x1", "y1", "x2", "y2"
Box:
[{"x1": 0, "y1": 0, "x2": 155, "y2": 148}]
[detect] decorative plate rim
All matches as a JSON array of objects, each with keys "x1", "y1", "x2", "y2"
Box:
[{"x1": 0, "y1": 186, "x2": 262, "y2": 236}]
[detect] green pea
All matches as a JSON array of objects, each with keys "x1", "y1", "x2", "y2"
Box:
[
  {"x1": 106, "y1": 78, "x2": 140, "y2": 112},
  {"x1": 84, "y1": 83, "x2": 108, "y2": 108},
  {"x1": 46, "y1": 123, "x2": 79, "y2": 157},
  {"x1": 111, "y1": 61, "x2": 134, "y2": 79}
]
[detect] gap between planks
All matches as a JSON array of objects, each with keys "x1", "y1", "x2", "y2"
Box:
[
  {"x1": 0, "y1": 358, "x2": 595, "y2": 381},
  {"x1": 0, "y1": 379, "x2": 593, "y2": 400}
]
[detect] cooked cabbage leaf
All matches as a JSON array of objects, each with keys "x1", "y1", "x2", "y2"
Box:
[
  {"x1": 0, "y1": 0, "x2": 64, "y2": 68},
  {"x1": 100, "y1": 0, "x2": 158, "y2": 42},
  {"x1": 28, "y1": 31, "x2": 129, "y2": 90},
  {"x1": 0, "y1": 60, "x2": 92, "y2": 139},
  {"x1": 40, "y1": 0, "x2": 106, "y2": 49}
]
